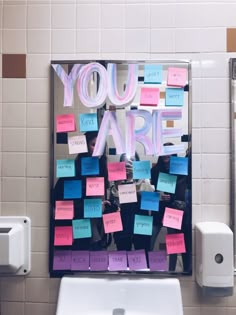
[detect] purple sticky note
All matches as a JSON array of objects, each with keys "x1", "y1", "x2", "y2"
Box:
[
  {"x1": 127, "y1": 250, "x2": 147, "y2": 270},
  {"x1": 148, "y1": 251, "x2": 168, "y2": 271},
  {"x1": 90, "y1": 251, "x2": 108, "y2": 271},
  {"x1": 108, "y1": 251, "x2": 127, "y2": 271},
  {"x1": 53, "y1": 250, "x2": 72, "y2": 270},
  {"x1": 71, "y1": 251, "x2": 89, "y2": 271}
]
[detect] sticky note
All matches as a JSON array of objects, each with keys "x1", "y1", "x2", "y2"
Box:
[
  {"x1": 84, "y1": 198, "x2": 102, "y2": 218},
  {"x1": 148, "y1": 251, "x2": 168, "y2": 271},
  {"x1": 167, "y1": 67, "x2": 187, "y2": 87},
  {"x1": 157, "y1": 172, "x2": 177, "y2": 194},
  {"x1": 86, "y1": 177, "x2": 104, "y2": 196},
  {"x1": 169, "y1": 156, "x2": 188, "y2": 175},
  {"x1": 55, "y1": 200, "x2": 74, "y2": 220},
  {"x1": 132, "y1": 160, "x2": 151, "y2": 179},
  {"x1": 71, "y1": 250, "x2": 89, "y2": 271},
  {"x1": 108, "y1": 251, "x2": 127, "y2": 271},
  {"x1": 68, "y1": 135, "x2": 88, "y2": 155},
  {"x1": 166, "y1": 233, "x2": 186, "y2": 254},
  {"x1": 140, "y1": 191, "x2": 159, "y2": 211},
  {"x1": 79, "y1": 113, "x2": 98, "y2": 132},
  {"x1": 140, "y1": 87, "x2": 160, "y2": 106},
  {"x1": 53, "y1": 250, "x2": 72, "y2": 270},
  {"x1": 90, "y1": 251, "x2": 108, "y2": 271},
  {"x1": 81, "y1": 157, "x2": 99, "y2": 176},
  {"x1": 163, "y1": 207, "x2": 184, "y2": 230},
  {"x1": 103, "y1": 212, "x2": 123, "y2": 234},
  {"x1": 165, "y1": 88, "x2": 184, "y2": 106},
  {"x1": 64, "y1": 180, "x2": 82, "y2": 199},
  {"x1": 134, "y1": 214, "x2": 153, "y2": 236},
  {"x1": 127, "y1": 250, "x2": 147, "y2": 270},
  {"x1": 118, "y1": 183, "x2": 137, "y2": 204},
  {"x1": 144, "y1": 64, "x2": 163, "y2": 84},
  {"x1": 107, "y1": 162, "x2": 126, "y2": 181},
  {"x1": 72, "y1": 219, "x2": 91, "y2": 239},
  {"x1": 54, "y1": 226, "x2": 73, "y2": 246},
  {"x1": 56, "y1": 114, "x2": 76, "y2": 133},
  {"x1": 56, "y1": 159, "x2": 75, "y2": 178}
]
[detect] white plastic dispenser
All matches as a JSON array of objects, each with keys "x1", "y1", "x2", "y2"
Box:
[{"x1": 195, "y1": 221, "x2": 234, "y2": 296}]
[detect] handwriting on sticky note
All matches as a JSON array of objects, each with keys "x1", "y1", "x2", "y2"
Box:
[
  {"x1": 157, "y1": 172, "x2": 177, "y2": 194},
  {"x1": 169, "y1": 156, "x2": 188, "y2": 175},
  {"x1": 141, "y1": 191, "x2": 159, "y2": 211},
  {"x1": 56, "y1": 159, "x2": 75, "y2": 178},
  {"x1": 55, "y1": 200, "x2": 74, "y2": 220},
  {"x1": 167, "y1": 67, "x2": 187, "y2": 87},
  {"x1": 72, "y1": 219, "x2": 91, "y2": 239},
  {"x1": 132, "y1": 160, "x2": 151, "y2": 179},
  {"x1": 86, "y1": 177, "x2": 104, "y2": 196},
  {"x1": 68, "y1": 135, "x2": 88, "y2": 154},
  {"x1": 90, "y1": 251, "x2": 108, "y2": 271},
  {"x1": 163, "y1": 207, "x2": 184, "y2": 230},
  {"x1": 144, "y1": 64, "x2": 163, "y2": 84},
  {"x1": 118, "y1": 183, "x2": 137, "y2": 204},
  {"x1": 165, "y1": 88, "x2": 184, "y2": 106},
  {"x1": 79, "y1": 113, "x2": 98, "y2": 132},
  {"x1": 103, "y1": 212, "x2": 123, "y2": 233},
  {"x1": 71, "y1": 251, "x2": 89, "y2": 271},
  {"x1": 108, "y1": 251, "x2": 127, "y2": 271},
  {"x1": 140, "y1": 87, "x2": 160, "y2": 106},
  {"x1": 56, "y1": 114, "x2": 76, "y2": 133},
  {"x1": 53, "y1": 250, "x2": 72, "y2": 270},
  {"x1": 54, "y1": 226, "x2": 73, "y2": 246},
  {"x1": 134, "y1": 214, "x2": 153, "y2": 236},
  {"x1": 148, "y1": 251, "x2": 167, "y2": 271},
  {"x1": 81, "y1": 157, "x2": 99, "y2": 176},
  {"x1": 127, "y1": 250, "x2": 147, "y2": 270},
  {"x1": 166, "y1": 233, "x2": 186, "y2": 254},
  {"x1": 84, "y1": 198, "x2": 102, "y2": 218},
  {"x1": 108, "y1": 162, "x2": 126, "y2": 181}
]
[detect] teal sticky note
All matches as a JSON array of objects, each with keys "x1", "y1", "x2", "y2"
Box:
[
  {"x1": 134, "y1": 215, "x2": 153, "y2": 236},
  {"x1": 81, "y1": 157, "x2": 99, "y2": 176},
  {"x1": 165, "y1": 88, "x2": 184, "y2": 106},
  {"x1": 170, "y1": 156, "x2": 188, "y2": 176},
  {"x1": 64, "y1": 180, "x2": 82, "y2": 199},
  {"x1": 72, "y1": 219, "x2": 92, "y2": 239},
  {"x1": 132, "y1": 161, "x2": 151, "y2": 179},
  {"x1": 56, "y1": 159, "x2": 75, "y2": 178},
  {"x1": 79, "y1": 113, "x2": 98, "y2": 132},
  {"x1": 144, "y1": 64, "x2": 163, "y2": 84},
  {"x1": 84, "y1": 198, "x2": 102, "y2": 218},
  {"x1": 157, "y1": 172, "x2": 177, "y2": 194},
  {"x1": 141, "y1": 191, "x2": 159, "y2": 211}
]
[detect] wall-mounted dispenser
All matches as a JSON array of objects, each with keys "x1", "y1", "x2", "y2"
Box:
[
  {"x1": 195, "y1": 222, "x2": 234, "y2": 296},
  {"x1": 0, "y1": 216, "x2": 31, "y2": 275}
]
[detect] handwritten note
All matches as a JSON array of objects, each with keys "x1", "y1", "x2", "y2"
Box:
[
  {"x1": 157, "y1": 172, "x2": 177, "y2": 194},
  {"x1": 55, "y1": 200, "x2": 74, "y2": 220},
  {"x1": 81, "y1": 157, "x2": 99, "y2": 176},
  {"x1": 53, "y1": 250, "x2": 72, "y2": 270},
  {"x1": 56, "y1": 159, "x2": 75, "y2": 178},
  {"x1": 118, "y1": 183, "x2": 137, "y2": 204},
  {"x1": 107, "y1": 162, "x2": 126, "y2": 181},
  {"x1": 163, "y1": 207, "x2": 184, "y2": 230},
  {"x1": 148, "y1": 251, "x2": 168, "y2": 271},
  {"x1": 84, "y1": 198, "x2": 102, "y2": 218},
  {"x1": 56, "y1": 114, "x2": 76, "y2": 133},
  {"x1": 170, "y1": 156, "x2": 188, "y2": 175},
  {"x1": 165, "y1": 88, "x2": 184, "y2": 106},
  {"x1": 127, "y1": 250, "x2": 147, "y2": 270},
  {"x1": 64, "y1": 180, "x2": 82, "y2": 199},
  {"x1": 108, "y1": 251, "x2": 127, "y2": 271},
  {"x1": 103, "y1": 212, "x2": 123, "y2": 233},
  {"x1": 134, "y1": 214, "x2": 153, "y2": 236},
  {"x1": 68, "y1": 135, "x2": 88, "y2": 155},
  {"x1": 167, "y1": 67, "x2": 187, "y2": 87},
  {"x1": 72, "y1": 219, "x2": 91, "y2": 239},
  {"x1": 140, "y1": 87, "x2": 160, "y2": 106},
  {"x1": 86, "y1": 177, "x2": 104, "y2": 196},
  {"x1": 90, "y1": 251, "x2": 108, "y2": 271},
  {"x1": 166, "y1": 233, "x2": 186, "y2": 254},
  {"x1": 144, "y1": 64, "x2": 163, "y2": 84},
  {"x1": 79, "y1": 113, "x2": 98, "y2": 132},
  {"x1": 140, "y1": 191, "x2": 159, "y2": 211},
  {"x1": 71, "y1": 250, "x2": 89, "y2": 271},
  {"x1": 132, "y1": 160, "x2": 151, "y2": 179},
  {"x1": 54, "y1": 226, "x2": 73, "y2": 246}
]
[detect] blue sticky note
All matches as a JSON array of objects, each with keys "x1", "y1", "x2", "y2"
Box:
[
  {"x1": 79, "y1": 113, "x2": 98, "y2": 132},
  {"x1": 134, "y1": 215, "x2": 153, "y2": 236},
  {"x1": 170, "y1": 156, "x2": 188, "y2": 176},
  {"x1": 157, "y1": 172, "x2": 177, "y2": 194},
  {"x1": 165, "y1": 88, "x2": 184, "y2": 106},
  {"x1": 72, "y1": 219, "x2": 91, "y2": 239},
  {"x1": 56, "y1": 159, "x2": 75, "y2": 178},
  {"x1": 141, "y1": 191, "x2": 159, "y2": 211},
  {"x1": 144, "y1": 64, "x2": 163, "y2": 84},
  {"x1": 81, "y1": 157, "x2": 99, "y2": 176},
  {"x1": 84, "y1": 198, "x2": 102, "y2": 218},
  {"x1": 64, "y1": 180, "x2": 82, "y2": 199},
  {"x1": 132, "y1": 161, "x2": 151, "y2": 179}
]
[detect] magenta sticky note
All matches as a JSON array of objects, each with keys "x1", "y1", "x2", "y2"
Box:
[
  {"x1": 166, "y1": 233, "x2": 186, "y2": 254},
  {"x1": 54, "y1": 226, "x2": 73, "y2": 246},
  {"x1": 107, "y1": 162, "x2": 127, "y2": 181},
  {"x1": 103, "y1": 212, "x2": 123, "y2": 234},
  {"x1": 148, "y1": 251, "x2": 168, "y2": 271},
  {"x1": 108, "y1": 251, "x2": 127, "y2": 271},
  {"x1": 167, "y1": 67, "x2": 187, "y2": 87},
  {"x1": 56, "y1": 114, "x2": 76, "y2": 133},
  {"x1": 163, "y1": 207, "x2": 184, "y2": 230},
  {"x1": 71, "y1": 251, "x2": 89, "y2": 271},
  {"x1": 53, "y1": 250, "x2": 72, "y2": 270},
  {"x1": 89, "y1": 251, "x2": 108, "y2": 271},
  {"x1": 55, "y1": 200, "x2": 74, "y2": 220},
  {"x1": 86, "y1": 177, "x2": 104, "y2": 196},
  {"x1": 140, "y1": 87, "x2": 160, "y2": 106},
  {"x1": 127, "y1": 250, "x2": 147, "y2": 270}
]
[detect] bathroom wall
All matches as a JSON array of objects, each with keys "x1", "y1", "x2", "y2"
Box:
[{"x1": 0, "y1": 0, "x2": 236, "y2": 314}]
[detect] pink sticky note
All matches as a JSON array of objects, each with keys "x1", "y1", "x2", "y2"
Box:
[
  {"x1": 166, "y1": 233, "x2": 186, "y2": 254},
  {"x1": 167, "y1": 67, "x2": 187, "y2": 87},
  {"x1": 56, "y1": 114, "x2": 76, "y2": 133},
  {"x1": 163, "y1": 207, "x2": 184, "y2": 230},
  {"x1": 107, "y1": 162, "x2": 126, "y2": 181},
  {"x1": 54, "y1": 226, "x2": 73, "y2": 246},
  {"x1": 140, "y1": 87, "x2": 160, "y2": 106},
  {"x1": 55, "y1": 200, "x2": 74, "y2": 220},
  {"x1": 103, "y1": 212, "x2": 123, "y2": 233},
  {"x1": 86, "y1": 177, "x2": 104, "y2": 196},
  {"x1": 118, "y1": 183, "x2": 137, "y2": 204}
]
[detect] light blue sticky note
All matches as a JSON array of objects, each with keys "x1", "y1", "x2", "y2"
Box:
[
  {"x1": 165, "y1": 88, "x2": 184, "y2": 106},
  {"x1": 81, "y1": 157, "x2": 99, "y2": 176},
  {"x1": 132, "y1": 160, "x2": 151, "y2": 179},
  {"x1": 72, "y1": 219, "x2": 92, "y2": 239},
  {"x1": 79, "y1": 113, "x2": 98, "y2": 132},
  {"x1": 56, "y1": 159, "x2": 75, "y2": 178},
  {"x1": 144, "y1": 64, "x2": 163, "y2": 84},
  {"x1": 141, "y1": 191, "x2": 159, "y2": 211},
  {"x1": 157, "y1": 172, "x2": 177, "y2": 194},
  {"x1": 64, "y1": 180, "x2": 82, "y2": 199},
  {"x1": 134, "y1": 215, "x2": 153, "y2": 236},
  {"x1": 84, "y1": 198, "x2": 102, "y2": 218},
  {"x1": 170, "y1": 156, "x2": 188, "y2": 176}
]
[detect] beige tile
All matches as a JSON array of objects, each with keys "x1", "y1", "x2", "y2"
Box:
[
  {"x1": 52, "y1": 4, "x2": 76, "y2": 29},
  {"x1": 76, "y1": 4, "x2": 100, "y2": 28},
  {"x1": 26, "y1": 152, "x2": 49, "y2": 177},
  {"x1": 0, "y1": 277, "x2": 25, "y2": 301},
  {"x1": 1, "y1": 302, "x2": 24, "y2": 315},
  {"x1": 3, "y1": 0, "x2": 26, "y2": 3},
  {"x1": 49, "y1": 278, "x2": 60, "y2": 303},
  {"x1": 27, "y1": 54, "x2": 50, "y2": 78},
  {"x1": 26, "y1": 128, "x2": 49, "y2": 152},
  {"x1": 26, "y1": 202, "x2": 49, "y2": 227},
  {"x1": 27, "y1": 4, "x2": 51, "y2": 29},
  {"x1": 27, "y1": 78, "x2": 49, "y2": 103},
  {"x1": 76, "y1": 29, "x2": 99, "y2": 53},
  {"x1": 2, "y1": 152, "x2": 26, "y2": 176},
  {"x1": 183, "y1": 307, "x2": 200, "y2": 315},
  {"x1": 101, "y1": 4, "x2": 124, "y2": 29},
  {"x1": 125, "y1": 29, "x2": 149, "y2": 53},
  {"x1": 31, "y1": 227, "x2": 49, "y2": 252},
  {"x1": 3, "y1": 5, "x2": 26, "y2": 29},
  {"x1": 2, "y1": 103, "x2": 26, "y2": 127},
  {"x1": 28, "y1": 0, "x2": 50, "y2": 3},
  {"x1": 101, "y1": 29, "x2": 124, "y2": 53},
  {"x1": 27, "y1": 30, "x2": 50, "y2": 54},
  {"x1": 29, "y1": 252, "x2": 49, "y2": 277},
  {"x1": 25, "y1": 303, "x2": 53, "y2": 315},
  {"x1": 26, "y1": 177, "x2": 49, "y2": 202},
  {"x1": 52, "y1": 30, "x2": 76, "y2": 54},
  {"x1": 3, "y1": 30, "x2": 26, "y2": 53},
  {"x1": 1, "y1": 202, "x2": 26, "y2": 216},
  {"x1": 25, "y1": 278, "x2": 50, "y2": 303},
  {"x1": 27, "y1": 103, "x2": 50, "y2": 128},
  {"x1": 2, "y1": 177, "x2": 26, "y2": 202},
  {"x1": 2, "y1": 79, "x2": 26, "y2": 102},
  {"x1": 2, "y1": 128, "x2": 26, "y2": 151}
]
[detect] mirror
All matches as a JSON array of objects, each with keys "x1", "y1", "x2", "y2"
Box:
[{"x1": 49, "y1": 60, "x2": 192, "y2": 277}]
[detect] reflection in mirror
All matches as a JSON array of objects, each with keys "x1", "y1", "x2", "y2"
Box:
[{"x1": 49, "y1": 60, "x2": 192, "y2": 277}]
